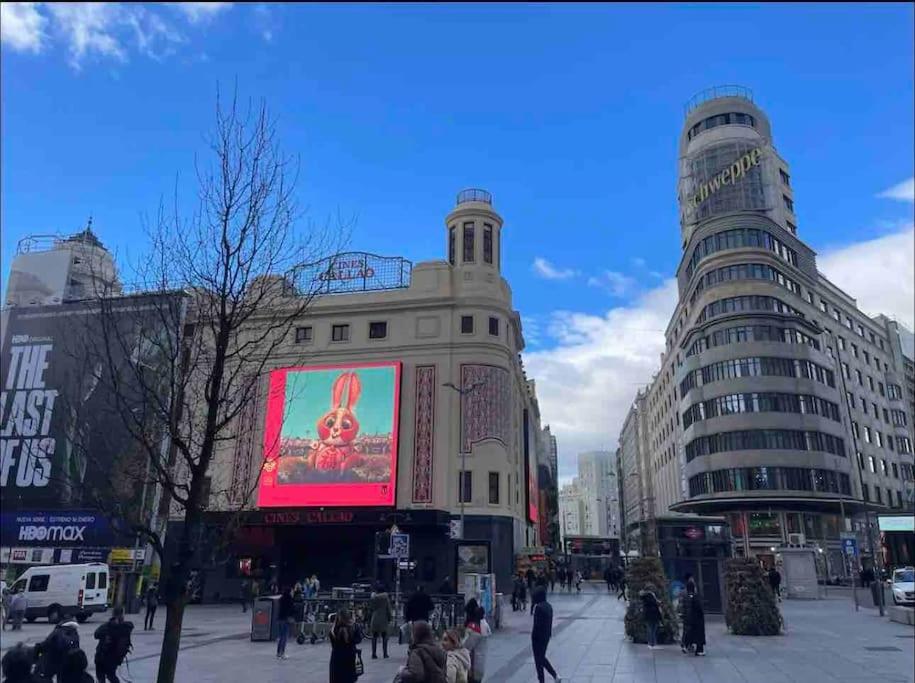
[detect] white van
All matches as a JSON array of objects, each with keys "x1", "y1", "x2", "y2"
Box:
[{"x1": 10, "y1": 563, "x2": 109, "y2": 623}]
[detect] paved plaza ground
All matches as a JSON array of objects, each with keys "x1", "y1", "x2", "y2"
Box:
[{"x1": 2, "y1": 583, "x2": 912, "y2": 682}]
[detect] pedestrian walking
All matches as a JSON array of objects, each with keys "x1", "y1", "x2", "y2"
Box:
[
  {"x1": 530, "y1": 587, "x2": 560, "y2": 683},
  {"x1": 398, "y1": 620, "x2": 447, "y2": 683},
  {"x1": 462, "y1": 601, "x2": 490, "y2": 683},
  {"x1": 639, "y1": 586, "x2": 662, "y2": 649},
  {"x1": 35, "y1": 619, "x2": 81, "y2": 682},
  {"x1": 240, "y1": 580, "x2": 250, "y2": 613},
  {"x1": 603, "y1": 567, "x2": 613, "y2": 593},
  {"x1": 293, "y1": 583, "x2": 306, "y2": 644},
  {"x1": 275, "y1": 586, "x2": 295, "y2": 660},
  {"x1": 9, "y1": 589, "x2": 27, "y2": 630},
  {"x1": 767, "y1": 567, "x2": 782, "y2": 602},
  {"x1": 93, "y1": 606, "x2": 134, "y2": 683},
  {"x1": 329, "y1": 609, "x2": 363, "y2": 683},
  {"x1": 442, "y1": 630, "x2": 471, "y2": 683},
  {"x1": 60, "y1": 648, "x2": 94, "y2": 683},
  {"x1": 617, "y1": 573, "x2": 627, "y2": 601},
  {"x1": 574, "y1": 571, "x2": 583, "y2": 594},
  {"x1": 143, "y1": 584, "x2": 158, "y2": 631},
  {"x1": 548, "y1": 570, "x2": 556, "y2": 594},
  {"x1": 1, "y1": 587, "x2": 11, "y2": 631},
  {"x1": 565, "y1": 570, "x2": 574, "y2": 592},
  {"x1": 679, "y1": 580, "x2": 706, "y2": 656},
  {"x1": 368, "y1": 583, "x2": 393, "y2": 659}
]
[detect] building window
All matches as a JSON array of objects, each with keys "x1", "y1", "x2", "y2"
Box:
[
  {"x1": 841, "y1": 362, "x2": 850, "y2": 380},
  {"x1": 868, "y1": 376, "x2": 875, "y2": 391},
  {"x1": 459, "y1": 471, "x2": 473, "y2": 503},
  {"x1": 483, "y1": 224, "x2": 493, "y2": 264},
  {"x1": 855, "y1": 369, "x2": 862, "y2": 385},
  {"x1": 783, "y1": 195, "x2": 794, "y2": 212},
  {"x1": 868, "y1": 455, "x2": 876, "y2": 473},
  {"x1": 488, "y1": 317, "x2": 499, "y2": 337},
  {"x1": 857, "y1": 324, "x2": 865, "y2": 337},
  {"x1": 878, "y1": 381, "x2": 885, "y2": 397},
  {"x1": 488, "y1": 472, "x2": 500, "y2": 504},
  {"x1": 892, "y1": 462, "x2": 899, "y2": 479},
  {"x1": 875, "y1": 487, "x2": 882, "y2": 504},
  {"x1": 463, "y1": 223, "x2": 475, "y2": 263},
  {"x1": 862, "y1": 483, "x2": 870, "y2": 501},
  {"x1": 857, "y1": 451, "x2": 865, "y2": 470},
  {"x1": 294, "y1": 326, "x2": 313, "y2": 344},
  {"x1": 884, "y1": 408, "x2": 890, "y2": 422},
  {"x1": 838, "y1": 336, "x2": 846, "y2": 350},
  {"x1": 369, "y1": 321, "x2": 388, "y2": 340},
  {"x1": 851, "y1": 344, "x2": 858, "y2": 358},
  {"x1": 888, "y1": 384, "x2": 903, "y2": 400},
  {"x1": 864, "y1": 351, "x2": 870, "y2": 364},
  {"x1": 872, "y1": 402, "x2": 879, "y2": 419},
  {"x1": 461, "y1": 315, "x2": 474, "y2": 334},
  {"x1": 331, "y1": 324, "x2": 350, "y2": 342},
  {"x1": 891, "y1": 409, "x2": 908, "y2": 427},
  {"x1": 852, "y1": 422, "x2": 859, "y2": 439},
  {"x1": 448, "y1": 225, "x2": 456, "y2": 265},
  {"x1": 779, "y1": 169, "x2": 791, "y2": 186},
  {"x1": 819, "y1": 299, "x2": 828, "y2": 313}
]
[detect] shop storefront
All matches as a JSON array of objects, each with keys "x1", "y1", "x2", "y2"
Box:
[
  {"x1": 879, "y1": 514, "x2": 915, "y2": 569},
  {"x1": 656, "y1": 516, "x2": 730, "y2": 613}
]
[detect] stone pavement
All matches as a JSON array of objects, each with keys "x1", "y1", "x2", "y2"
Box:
[{"x1": 1, "y1": 583, "x2": 912, "y2": 682}]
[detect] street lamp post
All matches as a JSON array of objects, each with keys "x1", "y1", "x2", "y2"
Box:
[{"x1": 443, "y1": 381, "x2": 484, "y2": 540}]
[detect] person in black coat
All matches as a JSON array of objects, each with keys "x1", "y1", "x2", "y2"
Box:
[
  {"x1": 329, "y1": 609, "x2": 363, "y2": 683},
  {"x1": 530, "y1": 587, "x2": 560, "y2": 683},
  {"x1": 404, "y1": 585, "x2": 434, "y2": 623},
  {"x1": 767, "y1": 567, "x2": 782, "y2": 602},
  {"x1": 680, "y1": 580, "x2": 706, "y2": 656},
  {"x1": 1, "y1": 644, "x2": 43, "y2": 683}
]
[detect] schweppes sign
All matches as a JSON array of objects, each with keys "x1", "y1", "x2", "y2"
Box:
[{"x1": 687, "y1": 147, "x2": 763, "y2": 212}]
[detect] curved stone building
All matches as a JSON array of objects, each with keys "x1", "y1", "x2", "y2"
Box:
[{"x1": 623, "y1": 87, "x2": 914, "y2": 573}]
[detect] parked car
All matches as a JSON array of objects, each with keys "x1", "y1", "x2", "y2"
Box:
[
  {"x1": 890, "y1": 567, "x2": 914, "y2": 607},
  {"x1": 9, "y1": 563, "x2": 109, "y2": 623}
]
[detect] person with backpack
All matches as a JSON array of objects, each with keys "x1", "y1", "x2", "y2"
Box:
[
  {"x1": 143, "y1": 584, "x2": 158, "y2": 631},
  {"x1": 35, "y1": 620, "x2": 80, "y2": 682},
  {"x1": 93, "y1": 606, "x2": 134, "y2": 683},
  {"x1": 60, "y1": 648, "x2": 94, "y2": 683},
  {"x1": 399, "y1": 620, "x2": 447, "y2": 683},
  {"x1": 531, "y1": 587, "x2": 560, "y2": 683}
]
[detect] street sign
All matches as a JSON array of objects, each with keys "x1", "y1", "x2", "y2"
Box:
[
  {"x1": 842, "y1": 537, "x2": 858, "y2": 557},
  {"x1": 389, "y1": 532, "x2": 410, "y2": 559}
]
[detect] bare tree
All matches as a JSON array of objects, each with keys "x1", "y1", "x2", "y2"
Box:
[{"x1": 65, "y1": 89, "x2": 340, "y2": 683}]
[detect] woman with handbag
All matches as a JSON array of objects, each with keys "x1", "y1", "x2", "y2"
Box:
[{"x1": 329, "y1": 609, "x2": 364, "y2": 683}]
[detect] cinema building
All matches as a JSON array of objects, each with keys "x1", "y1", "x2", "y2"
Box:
[
  {"x1": 166, "y1": 190, "x2": 548, "y2": 600},
  {"x1": 618, "y1": 87, "x2": 915, "y2": 579}
]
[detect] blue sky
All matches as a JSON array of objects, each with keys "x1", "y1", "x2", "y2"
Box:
[{"x1": 3, "y1": 3, "x2": 913, "y2": 477}]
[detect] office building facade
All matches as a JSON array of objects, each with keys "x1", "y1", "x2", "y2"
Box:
[{"x1": 621, "y1": 87, "x2": 915, "y2": 574}]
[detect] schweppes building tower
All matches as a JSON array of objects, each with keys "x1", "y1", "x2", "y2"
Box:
[{"x1": 631, "y1": 85, "x2": 915, "y2": 572}]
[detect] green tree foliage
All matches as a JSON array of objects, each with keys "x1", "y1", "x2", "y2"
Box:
[
  {"x1": 623, "y1": 557, "x2": 680, "y2": 644},
  {"x1": 724, "y1": 558, "x2": 783, "y2": 635}
]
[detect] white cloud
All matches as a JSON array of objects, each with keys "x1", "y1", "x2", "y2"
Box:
[
  {"x1": 532, "y1": 257, "x2": 578, "y2": 280},
  {"x1": 1, "y1": 2, "x2": 48, "y2": 53},
  {"x1": 817, "y1": 222, "x2": 915, "y2": 329},
  {"x1": 47, "y1": 3, "x2": 127, "y2": 67},
  {"x1": 170, "y1": 2, "x2": 232, "y2": 24},
  {"x1": 587, "y1": 270, "x2": 637, "y2": 297},
  {"x1": 524, "y1": 280, "x2": 677, "y2": 482},
  {"x1": 3, "y1": 3, "x2": 228, "y2": 68},
  {"x1": 878, "y1": 178, "x2": 915, "y2": 202}
]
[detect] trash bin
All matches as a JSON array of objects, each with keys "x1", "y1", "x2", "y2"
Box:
[{"x1": 251, "y1": 596, "x2": 280, "y2": 641}]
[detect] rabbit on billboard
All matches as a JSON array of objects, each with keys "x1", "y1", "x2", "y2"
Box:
[{"x1": 306, "y1": 371, "x2": 365, "y2": 472}]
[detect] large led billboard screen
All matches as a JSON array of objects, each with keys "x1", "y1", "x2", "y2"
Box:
[{"x1": 258, "y1": 362, "x2": 401, "y2": 508}]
